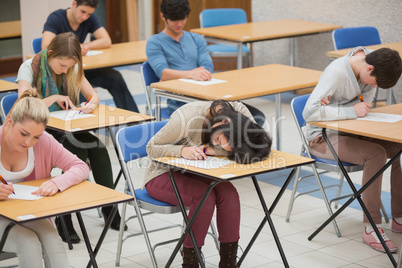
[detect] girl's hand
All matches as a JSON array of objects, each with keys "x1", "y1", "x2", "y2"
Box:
[
  {"x1": 54, "y1": 95, "x2": 77, "y2": 110},
  {"x1": 32, "y1": 180, "x2": 59, "y2": 196},
  {"x1": 79, "y1": 101, "x2": 97, "y2": 114},
  {"x1": 181, "y1": 146, "x2": 208, "y2": 160},
  {"x1": 0, "y1": 183, "x2": 14, "y2": 200}
]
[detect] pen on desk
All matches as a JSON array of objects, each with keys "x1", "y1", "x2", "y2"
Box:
[
  {"x1": 0, "y1": 175, "x2": 15, "y2": 195},
  {"x1": 79, "y1": 95, "x2": 93, "y2": 114},
  {"x1": 359, "y1": 94, "x2": 364, "y2": 102}
]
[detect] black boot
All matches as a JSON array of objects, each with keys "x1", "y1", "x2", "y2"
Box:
[
  {"x1": 182, "y1": 247, "x2": 200, "y2": 268},
  {"x1": 101, "y1": 206, "x2": 127, "y2": 231},
  {"x1": 55, "y1": 214, "x2": 80, "y2": 244},
  {"x1": 219, "y1": 241, "x2": 238, "y2": 268}
]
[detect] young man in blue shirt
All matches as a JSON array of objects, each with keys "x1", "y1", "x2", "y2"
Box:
[
  {"x1": 42, "y1": 0, "x2": 139, "y2": 113},
  {"x1": 146, "y1": 0, "x2": 266, "y2": 126}
]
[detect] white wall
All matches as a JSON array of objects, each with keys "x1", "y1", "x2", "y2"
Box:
[
  {"x1": 20, "y1": 0, "x2": 71, "y2": 59},
  {"x1": 252, "y1": 0, "x2": 402, "y2": 101}
]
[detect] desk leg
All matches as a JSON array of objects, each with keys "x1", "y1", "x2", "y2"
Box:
[
  {"x1": 0, "y1": 222, "x2": 16, "y2": 252},
  {"x1": 165, "y1": 169, "x2": 220, "y2": 268},
  {"x1": 308, "y1": 128, "x2": 399, "y2": 267},
  {"x1": 238, "y1": 170, "x2": 295, "y2": 267},
  {"x1": 155, "y1": 92, "x2": 161, "y2": 121},
  {"x1": 237, "y1": 42, "x2": 244, "y2": 69},
  {"x1": 108, "y1": 126, "x2": 124, "y2": 189},
  {"x1": 275, "y1": 93, "x2": 282, "y2": 150},
  {"x1": 85, "y1": 205, "x2": 117, "y2": 268},
  {"x1": 75, "y1": 212, "x2": 98, "y2": 268},
  {"x1": 289, "y1": 38, "x2": 295, "y2": 66}
]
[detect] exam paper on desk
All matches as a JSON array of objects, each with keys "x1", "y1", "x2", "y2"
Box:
[
  {"x1": 50, "y1": 110, "x2": 95, "y2": 121},
  {"x1": 178, "y1": 78, "x2": 227, "y2": 86},
  {"x1": 168, "y1": 157, "x2": 235, "y2": 169},
  {"x1": 356, "y1": 112, "x2": 402, "y2": 123},
  {"x1": 85, "y1": 50, "x2": 103, "y2": 56},
  {"x1": 8, "y1": 185, "x2": 43, "y2": 201}
]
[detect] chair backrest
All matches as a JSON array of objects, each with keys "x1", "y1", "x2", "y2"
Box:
[
  {"x1": 290, "y1": 94, "x2": 313, "y2": 158},
  {"x1": 199, "y1": 8, "x2": 247, "y2": 28},
  {"x1": 141, "y1": 61, "x2": 160, "y2": 116},
  {"x1": 0, "y1": 93, "x2": 18, "y2": 120},
  {"x1": 31, "y1": 37, "x2": 42, "y2": 54},
  {"x1": 116, "y1": 120, "x2": 168, "y2": 163},
  {"x1": 332, "y1": 27, "x2": 381, "y2": 50}
]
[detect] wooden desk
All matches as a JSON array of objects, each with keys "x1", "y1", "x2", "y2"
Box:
[
  {"x1": 325, "y1": 41, "x2": 402, "y2": 59},
  {"x1": 151, "y1": 64, "x2": 322, "y2": 150},
  {"x1": 47, "y1": 104, "x2": 153, "y2": 133},
  {"x1": 0, "y1": 79, "x2": 17, "y2": 93},
  {"x1": 154, "y1": 150, "x2": 315, "y2": 268},
  {"x1": 0, "y1": 179, "x2": 133, "y2": 267},
  {"x1": 191, "y1": 19, "x2": 342, "y2": 68},
  {"x1": 308, "y1": 104, "x2": 402, "y2": 267},
  {"x1": 83, "y1": 40, "x2": 147, "y2": 70},
  {"x1": 26, "y1": 40, "x2": 147, "y2": 70},
  {"x1": 48, "y1": 104, "x2": 154, "y2": 186},
  {"x1": 0, "y1": 21, "x2": 21, "y2": 39},
  {"x1": 309, "y1": 103, "x2": 402, "y2": 143}
]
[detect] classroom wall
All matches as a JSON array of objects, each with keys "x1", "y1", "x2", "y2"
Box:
[
  {"x1": 252, "y1": 0, "x2": 402, "y2": 102},
  {"x1": 20, "y1": 0, "x2": 70, "y2": 59}
]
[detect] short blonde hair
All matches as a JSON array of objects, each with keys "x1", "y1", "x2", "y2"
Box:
[{"x1": 8, "y1": 88, "x2": 49, "y2": 126}]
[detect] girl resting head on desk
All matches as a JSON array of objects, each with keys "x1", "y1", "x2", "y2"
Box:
[
  {"x1": 16, "y1": 31, "x2": 125, "y2": 244},
  {"x1": 145, "y1": 99, "x2": 271, "y2": 267},
  {"x1": 0, "y1": 87, "x2": 89, "y2": 268}
]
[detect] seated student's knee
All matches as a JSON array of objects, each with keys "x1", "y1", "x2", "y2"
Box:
[{"x1": 15, "y1": 230, "x2": 41, "y2": 255}]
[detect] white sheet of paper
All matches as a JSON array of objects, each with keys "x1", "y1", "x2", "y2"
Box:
[
  {"x1": 85, "y1": 50, "x2": 103, "y2": 56},
  {"x1": 178, "y1": 78, "x2": 227, "y2": 86},
  {"x1": 8, "y1": 185, "x2": 43, "y2": 201},
  {"x1": 50, "y1": 110, "x2": 95, "y2": 121},
  {"x1": 356, "y1": 113, "x2": 402, "y2": 123},
  {"x1": 168, "y1": 157, "x2": 235, "y2": 169}
]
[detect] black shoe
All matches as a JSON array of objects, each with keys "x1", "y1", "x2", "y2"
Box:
[
  {"x1": 55, "y1": 215, "x2": 81, "y2": 244},
  {"x1": 101, "y1": 206, "x2": 128, "y2": 231}
]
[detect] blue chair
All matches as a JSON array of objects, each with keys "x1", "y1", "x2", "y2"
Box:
[
  {"x1": 199, "y1": 8, "x2": 251, "y2": 67},
  {"x1": 285, "y1": 94, "x2": 389, "y2": 237},
  {"x1": 140, "y1": 62, "x2": 170, "y2": 120},
  {"x1": 332, "y1": 27, "x2": 381, "y2": 50},
  {"x1": 0, "y1": 93, "x2": 18, "y2": 122},
  {"x1": 331, "y1": 27, "x2": 389, "y2": 107},
  {"x1": 31, "y1": 37, "x2": 42, "y2": 54},
  {"x1": 115, "y1": 121, "x2": 218, "y2": 267}
]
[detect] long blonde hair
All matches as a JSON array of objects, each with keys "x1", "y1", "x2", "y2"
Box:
[
  {"x1": 47, "y1": 32, "x2": 83, "y2": 105},
  {"x1": 8, "y1": 88, "x2": 49, "y2": 126}
]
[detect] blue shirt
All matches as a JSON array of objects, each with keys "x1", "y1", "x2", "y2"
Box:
[
  {"x1": 43, "y1": 8, "x2": 102, "y2": 43},
  {"x1": 146, "y1": 31, "x2": 213, "y2": 78}
]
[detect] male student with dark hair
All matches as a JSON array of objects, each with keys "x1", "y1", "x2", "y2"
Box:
[
  {"x1": 42, "y1": 0, "x2": 139, "y2": 113},
  {"x1": 146, "y1": 0, "x2": 266, "y2": 127},
  {"x1": 304, "y1": 46, "x2": 402, "y2": 253}
]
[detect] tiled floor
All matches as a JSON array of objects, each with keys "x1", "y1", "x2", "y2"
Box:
[{"x1": 1, "y1": 66, "x2": 400, "y2": 267}]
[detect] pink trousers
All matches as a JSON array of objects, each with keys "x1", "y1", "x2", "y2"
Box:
[{"x1": 146, "y1": 172, "x2": 240, "y2": 248}]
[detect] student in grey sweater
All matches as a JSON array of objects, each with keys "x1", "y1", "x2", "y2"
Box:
[{"x1": 303, "y1": 47, "x2": 402, "y2": 253}]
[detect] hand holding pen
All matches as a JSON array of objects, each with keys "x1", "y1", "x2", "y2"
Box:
[
  {"x1": 79, "y1": 95, "x2": 93, "y2": 114},
  {"x1": 353, "y1": 94, "x2": 371, "y2": 117},
  {"x1": 0, "y1": 175, "x2": 15, "y2": 197}
]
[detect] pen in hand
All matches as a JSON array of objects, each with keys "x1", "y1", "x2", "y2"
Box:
[
  {"x1": 359, "y1": 94, "x2": 364, "y2": 102},
  {"x1": 0, "y1": 175, "x2": 15, "y2": 195},
  {"x1": 79, "y1": 95, "x2": 93, "y2": 114}
]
